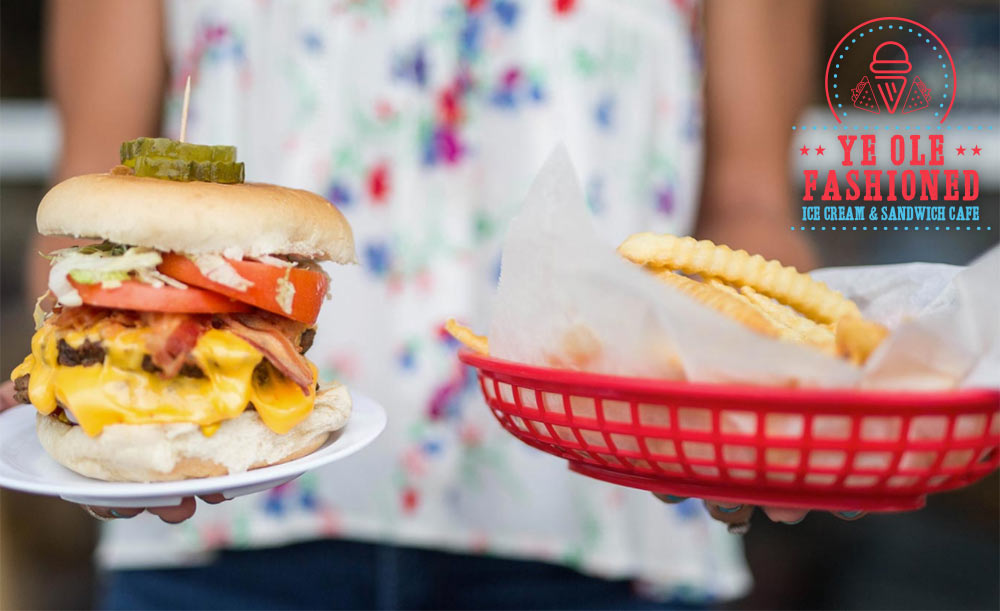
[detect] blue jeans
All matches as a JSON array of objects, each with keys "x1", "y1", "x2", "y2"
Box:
[{"x1": 102, "y1": 539, "x2": 698, "y2": 610}]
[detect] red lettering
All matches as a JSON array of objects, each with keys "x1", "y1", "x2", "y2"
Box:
[
  {"x1": 890, "y1": 135, "x2": 905, "y2": 166},
  {"x1": 964, "y1": 170, "x2": 979, "y2": 201},
  {"x1": 864, "y1": 170, "x2": 882, "y2": 201},
  {"x1": 901, "y1": 170, "x2": 916, "y2": 200},
  {"x1": 822, "y1": 170, "x2": 841, "y2": 201},
  {"x1": 944, "y1": 170, "x2": 960, "y2": 201},
  {"x1": 885, "y1": 170, "x2": 897, "y2": 201},
  {"x1": 919, "y1": 170, "x2": 938, "y2": 201},
  {"x1": 929, "y1": 135, "x2": 944, "y2": 165},
  {"x1": 861, "y1": 135, "x2": 877, "y2": 166},
  {"x1": 846, "y1": 170, "x2": 861, "y2": 200},
  {"x1": 803, "y1": 170, "x2": 818, "y2": 201},
  {"x1": 838, "y1": 135, "x2": 857, "y2": 166},
  {"x1": 909, "y1": 135, "x2": 926, "y2": 166}
]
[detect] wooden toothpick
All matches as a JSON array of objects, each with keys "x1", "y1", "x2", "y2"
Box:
[{"x1": 179, "y1": 75, "x2": 192, "y2": 143}]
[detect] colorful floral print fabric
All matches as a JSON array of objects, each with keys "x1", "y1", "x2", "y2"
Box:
[{"x1": 99, "y1": 0, "x2": 750, "y2": 602}]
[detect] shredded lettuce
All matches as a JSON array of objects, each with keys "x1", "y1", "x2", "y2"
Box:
[
  {"x1": 189, "y1": 254, "x2": 254, "y2": 291},
  {"x1": 46, "y1": 243, "x2": 173, "y2": 306},
  {"x1": 275, "y1": 267, "x2": 295, "y2": 315},
  {"x1": 247, "y1": 254, "x2": 296, "y2": 268},
  {"x1": 68, "y1": 269, "x2": 130, "y2": 285},
  {"x1": 33, "y1": 293, "x2": 50, "y2": 330},
  {"x1": 135, "y1": 268, "x2": 188, "y2": 289},
  {"x1": 44, "y1": 240, "x2": 126, "y2": 260}
]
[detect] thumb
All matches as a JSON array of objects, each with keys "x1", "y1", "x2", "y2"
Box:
[{"x1": 0, "y1": 380, "x2": 18, "y2": 412}]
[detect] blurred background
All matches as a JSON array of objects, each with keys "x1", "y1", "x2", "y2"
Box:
[{"x1": 1, "y1": 1, "x2": 997, "y2": 609}]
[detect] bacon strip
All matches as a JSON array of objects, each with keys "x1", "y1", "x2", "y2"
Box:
[
  {"x1": 50, "y1": 305, "x2": 115, "y2": 329},
  {"x1": 46, "y1": 306, "x2": 312, "y2": 390},
  {"x1": 232, "y1": 310, "x2": 307, "y2": 345},
  {"x1": 219, "y1": 313, "x2": 313, "y2": 393},
  {"x1": 143, "y1": 313, "x2": 208, "y2": 378}
]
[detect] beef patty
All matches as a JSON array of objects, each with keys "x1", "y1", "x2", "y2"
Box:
[{"x1": 12, "y1": 327, "x2": 315, "y2": 406}]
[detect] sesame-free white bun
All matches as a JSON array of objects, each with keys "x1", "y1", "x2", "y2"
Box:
[
  {"x1": 37, "y1": 173, "x2": 356, "y2": 263},
  {"x1": 35, "y1": 384, "x2": 352, "y2": 482}
]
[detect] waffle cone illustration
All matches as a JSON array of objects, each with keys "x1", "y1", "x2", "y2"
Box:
[{"x1": 870, "y1": 41, "x2": 912, "y2": 114}]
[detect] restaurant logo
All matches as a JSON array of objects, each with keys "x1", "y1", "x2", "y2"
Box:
[
  {"x1": 826, "y1": 17, "x2": 956, "y2": 123},
  {"x1": 795, "y1": 17, "x2": 984, "y2": 232}
]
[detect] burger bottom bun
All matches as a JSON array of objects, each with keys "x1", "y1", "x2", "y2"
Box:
[{"x1": 36, "y1": 383, "x2": 352, "y2": 482}]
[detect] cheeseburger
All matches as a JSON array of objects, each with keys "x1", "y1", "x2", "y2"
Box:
[{"x1": 10, "y1": 138, "x2": 355, "y2": 482}]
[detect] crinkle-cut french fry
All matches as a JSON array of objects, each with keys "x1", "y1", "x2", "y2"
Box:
[
  {"x1": 704, "y1": 279, "x2": 836, "y2": 353},
  {"x1": 656, "y1": 271, "x2": 781, "y2": 338},
  {"x1": 704, "y1": 277, "x2": 742, "y2": 298},
  {"x1": 737, "y1": 285, "x2": 837, "y2": 354},
  {"x1": 836, "y1": 315, "x2": 889, "y2": 365},
  {"x1": 445, "y1": 319, "x2": 489, "y2": 355},
  {"x1": 618, "y1": 233, "x2": 861, "y2": 324}
]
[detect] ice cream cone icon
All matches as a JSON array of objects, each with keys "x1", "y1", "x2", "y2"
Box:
[{"x1": 869, "y1": 41, "x2": 911, "y2": 114}]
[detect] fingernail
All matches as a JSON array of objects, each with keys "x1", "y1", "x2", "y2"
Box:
[
  {"x1": 838, "y1": 510, "x2": 863, "y2": 519},
  {"x1": 784, "y1": 516, "x2": 805, "y2": 525},
  {"x1": 717, "y1": 504, "x2": 744, "y2": 513},
  {"x1": 664, "y1": 495, "x2": 686, "y2": 502},
  {"x1": 109, "y1": 509, "x2": 124, "y2": 519}
]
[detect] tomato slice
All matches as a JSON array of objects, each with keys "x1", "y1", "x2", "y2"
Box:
[
  {"x1": 157, "y1": 254, "x2": 328, "y2": 324},
  {"x1": 70, "y1": 278, "x2": 251, "y2": 314}
]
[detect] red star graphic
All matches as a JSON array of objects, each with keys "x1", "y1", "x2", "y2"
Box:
[
  {"x1": 972, "y1": 146, "x2": 982, "y2": 156},
  {"x1": 799, "y1": 145, "x2": 810, "y2": 156},
  {"x1": 956, "y1": 145, "x2": 966, "y2": 156},
  {"x1": 815, "y1": 145, "x2": 826, "y2": 156}
]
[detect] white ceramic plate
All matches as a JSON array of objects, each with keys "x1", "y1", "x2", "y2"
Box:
[{"x1": 0, "y1": 391, "x2": 386, "y2": 507}]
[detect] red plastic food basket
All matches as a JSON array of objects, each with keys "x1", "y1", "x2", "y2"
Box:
[{"x1": 459, "y1": 351, "x2": 1000, "y2": 512}]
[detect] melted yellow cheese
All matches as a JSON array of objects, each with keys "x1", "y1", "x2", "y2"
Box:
[
  {"x1": 200, "y1": 423, "x2": 221, "y2": 437},
  {"x1": 11, "y1": 322, "x2": 316, "y2": 437}
]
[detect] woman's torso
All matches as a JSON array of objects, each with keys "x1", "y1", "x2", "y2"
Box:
[{"x1": 99, "y1": 0, "x2": 749, "y2": 601}]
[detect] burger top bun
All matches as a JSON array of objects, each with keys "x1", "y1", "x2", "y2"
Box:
[{"x1": 37, "y1": 173, "x2": 356, "y2": 263}]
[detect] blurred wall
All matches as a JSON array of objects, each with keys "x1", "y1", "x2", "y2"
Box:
[{"x1": 1, "y1": 2, "x2": 99, "y2": 609}]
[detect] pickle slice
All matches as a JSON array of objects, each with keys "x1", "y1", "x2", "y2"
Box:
[
  {"x1": 132, "y1": 157, "x2": 190, "y2": 181},
  {"x1": 188, "y1": 160, "x2": 245, "y2": 183},
  {"x1": 120, "y1": 137, "x2": 244, "y2": 184},
  {"x1": 132, "y1": 157, "x2": 245, "y2": 184},
  {"x1": 120, "y1": 138, "x2": 236, "y2": 166},
  {"x1": 209, "y1": 161, "x2": 245, "y2": 183}
]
